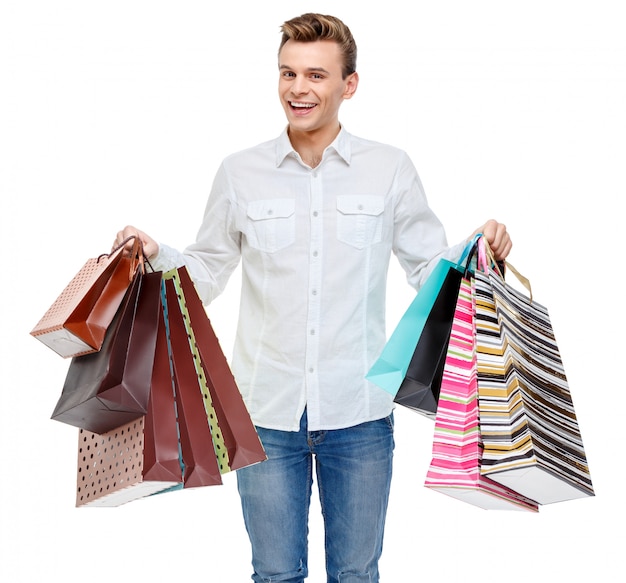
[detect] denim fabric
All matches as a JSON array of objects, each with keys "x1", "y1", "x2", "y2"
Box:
[{"x1": 237, "y1": 412, "x2": 395, "y2": 582}]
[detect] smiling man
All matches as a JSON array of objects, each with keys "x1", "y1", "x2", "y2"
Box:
[
  {"x1": 278, "y1": 38, "x2": 358, "y2": 167},
  {"x1": 115, "y1": 13, "x2": 511, "y2": 583}
]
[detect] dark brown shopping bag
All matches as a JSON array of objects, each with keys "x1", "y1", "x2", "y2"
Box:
[
  {"x1": 162, "y1": 271, "x2": 224, "y2": 487},
  {"x1": 143, "y1": 306, "x2": 185, "y2": 485},
  {"x1": 161, "y1": 267, "x2": 266, "y2": 487},
  {"x1": 76, "y1": 308, "x2": 183, "y2": 506},
  {"x1": 31, "y1": 237, "x2": 141, "y2": 358},
  {"x1": 176, "y1": 267, "x2": 267, "y2": 471},
  {"x1": 52, "y1": 266, "x2": 162, "y2": 433}
]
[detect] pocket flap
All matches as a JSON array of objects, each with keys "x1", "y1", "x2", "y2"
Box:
[
  {"x1": 247, "y1": 198, "x2": 295, "y2": 221},
  {"x1": 337, "y1": 195, "x2": 384, "y2": 216}
]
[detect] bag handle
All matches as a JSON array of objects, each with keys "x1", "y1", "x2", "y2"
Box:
[
  {"x1": 458, "y1": 233, "x2": 482, "y2": 268},
  {"x1": 455, "y1": 233, "x2": 484, "y2": 278},
  {"x1": 99, "y1": 235, "x2": 147, "y2": 279},
  {"x1": 478, "y1": 237, "x2": 533, "y2": 302}
]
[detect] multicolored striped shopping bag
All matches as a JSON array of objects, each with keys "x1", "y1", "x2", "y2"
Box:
[
  {"x1": 475, "y1": 239, "x2": 594, "y2": 505},
  {"x1": 424, "y1": 274, "x2": 539, "y2": 511}
]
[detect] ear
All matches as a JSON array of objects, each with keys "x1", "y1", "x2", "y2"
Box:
[{"x1": 343, "y1": 72, "x2": 359, "y2": 100}]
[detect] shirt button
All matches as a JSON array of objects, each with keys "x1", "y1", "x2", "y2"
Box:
[
  {"x1": 312, "y1": 250, "x2": 318, "y2": 257},
  {"x1": 308, "y1": 367, "x2": 314, "y2": 373},
  {"x1": 311, "y1": 289, "x2": 317, "y2": 295},
  {"x1": 267, "y1": 209, "x2": 273, "y2": 215},
  {"x1": 310, "y1": 329, "x2": 316, "y2": 335},
  {"x1": 358, "y1": 204, "x2": 364, "y2": 210},
  {"x1": 312, "y1": 211, "x2": 319, "y2": 217}
]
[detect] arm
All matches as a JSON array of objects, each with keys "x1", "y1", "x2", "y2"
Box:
[
  {"x1": 392, "y1": 154, "x2": 467, "y2": 289},
  {"x1": 392, "y1": 154, "x2": 512, "y2": 289},
  {"x1": 113, "y1": 163, "x2": 242, "y2": 305}
]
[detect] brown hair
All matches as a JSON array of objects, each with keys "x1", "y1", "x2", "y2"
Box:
[{"x1": 279, "y1": 13, "x2": 357, "y2": 78}]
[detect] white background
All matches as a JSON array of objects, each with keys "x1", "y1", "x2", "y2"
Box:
[{"x1": 1, "y1": 1, "x2": 624, "y2": 581}]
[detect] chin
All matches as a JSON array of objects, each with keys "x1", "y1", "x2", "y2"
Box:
[{"x1": 290, "y1": 112, "x2": 321, "y2": 127}]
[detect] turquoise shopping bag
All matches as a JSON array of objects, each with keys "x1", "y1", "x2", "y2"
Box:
[{"x1": 366, "y1": 236, "x2": 480, "y2": 397}]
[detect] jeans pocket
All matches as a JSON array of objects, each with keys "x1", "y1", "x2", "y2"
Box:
[
  {"x1": 383, "y1": 412, "x2": 394, "y2": 431},
  {"x1": 336, "y1": 195, "x2": 384, "y2": 249},
  {"x1": 246, "y1": 198, "x2": 296, "y2": 252}
]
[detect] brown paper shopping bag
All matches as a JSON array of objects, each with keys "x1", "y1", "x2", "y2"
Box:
[
  {"x1": 76, "y1": 307, "x2": 183, "y2": 506},
  {"x1": 31, "y1": 238, "x2": 141, "y2": 358},
  {"x1": 52, "y1": 266, "x2": 162, "y2": 433},
  {"x1": 160, "y1": 267, "x2": 266, "y2": 488}
]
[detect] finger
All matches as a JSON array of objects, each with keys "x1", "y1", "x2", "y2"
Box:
[
  {"x1": 492, "y1": 237, "x2": 513, "y2": 261},
  {"x1": 490, "y1": 228, "x2": 512, "y2": 260},
  {"x1": 112, "y1": 227, "x2": 141, "y2": 253},
  {"x1": 479, "y1": 221, "x2": 512, "y2": 260},
  {"x1": 477, "y1": 219, "x2": 495, "y2": 242}
]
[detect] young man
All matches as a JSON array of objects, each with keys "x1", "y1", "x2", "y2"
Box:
[{"x1": 115, "y1": 13, "x2": 511, "y2": 582}]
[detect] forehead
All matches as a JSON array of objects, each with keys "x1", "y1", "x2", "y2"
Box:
[{"x1": 278, "y1": 40, "x2": 343, "y2": 72}]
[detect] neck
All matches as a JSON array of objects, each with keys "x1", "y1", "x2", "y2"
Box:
[{"x1": 288, "y1": 124, "x2": 340, "y2": 168}]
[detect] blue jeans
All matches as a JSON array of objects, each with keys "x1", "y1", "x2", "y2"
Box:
[{"x1": 236, "y1": 412, "x2": 395, "y2": 583}]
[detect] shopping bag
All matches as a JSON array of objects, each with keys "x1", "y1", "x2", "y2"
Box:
[
  {"x1": 392, "y1": 266, "x2": 465, "y2": 418},
  {"x1": 51, "y1": 265, "x2": 162, "y2": 434},
  {"x1": 175, "y1": 267, "x2": 267, "y2": 470},
  {"x1": 366, "y1": 258, "x2": 460, "y2": 396},
  {"x1": 424, "y1": 275, "x2": 539, "y2": 512},
  {"x1": 368, "y1": 236, "x2": 481, "y2": 419},
  {"x1": 161, "y1": 267, "x2": 266, "y2": 487},
  {"x1": 142, "y1": 306, "x2": 185, "y2": 486},
  {"x1": 161, "y1": 270, "x2": 226, "y2": 487},
  {"x1": 76, "y1": 308, "x2": 183, "y2": 507},
  {"x1": 475, "y1": 239, "x2": 594, "y2": 505},
  {"x1": 31, "y1": 237, "x2": 141, "y2": 358}
]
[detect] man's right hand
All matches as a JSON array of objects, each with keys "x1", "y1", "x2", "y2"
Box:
[{"x1": 113, "y1": 226, "x2": 159, "y2": 259}]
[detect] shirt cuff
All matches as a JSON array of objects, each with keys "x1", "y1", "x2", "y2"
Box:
[{"x1": 147, "y1": 243, "x2": 186, "y2": 273}]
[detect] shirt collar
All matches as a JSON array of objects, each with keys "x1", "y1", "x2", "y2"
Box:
[{"x1": 275, "y1": 125, "x2": 352, "y2": 167}]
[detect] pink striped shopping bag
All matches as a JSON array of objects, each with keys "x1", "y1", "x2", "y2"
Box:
[{"x1": 424, "y1": 274, "x2": 538, "y2": 512}]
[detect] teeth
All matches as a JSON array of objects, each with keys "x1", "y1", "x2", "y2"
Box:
[{"x1": 291, "y1": 102, "x2": 315, "y2": 108}]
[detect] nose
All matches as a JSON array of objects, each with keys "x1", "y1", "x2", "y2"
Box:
[{"x1": 290, "y1": 76, "x2": 309, "y2": 96}]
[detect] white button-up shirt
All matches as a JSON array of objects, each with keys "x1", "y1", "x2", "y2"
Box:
[{"x1": 153, "y1": 127, "x2": 467, "y2": 431}]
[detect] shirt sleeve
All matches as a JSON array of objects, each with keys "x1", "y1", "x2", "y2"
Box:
[
  {"x1": 392, "y1": 152, "x2": 468, "y2": 290},
  {"x1": 150, "y1": 162, "x2": 242, "y2": 305}
]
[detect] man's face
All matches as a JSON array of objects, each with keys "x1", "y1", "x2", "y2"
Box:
[{"x1": 278, "y1": 40, "x2": 358, "y2": 138}]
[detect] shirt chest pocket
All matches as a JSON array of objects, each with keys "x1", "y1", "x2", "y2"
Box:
[
  {"x1": 336, "y1": 195, "x2": 385, "y2": 249},
  {"x1": 246, "y1": 198, "x2": 296, "y2": 253}
]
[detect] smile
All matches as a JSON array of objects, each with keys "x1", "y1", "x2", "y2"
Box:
[{"x1": 289, "y1": 101, "x2": 316, "y2": 109}]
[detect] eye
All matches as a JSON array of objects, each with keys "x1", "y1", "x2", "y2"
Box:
[
  {"x1": 281, "y1": 71, "x2": 296, "y2": 79},
  {"x1": 310, "y1": 73, "x2": 324, "y2": 80}
]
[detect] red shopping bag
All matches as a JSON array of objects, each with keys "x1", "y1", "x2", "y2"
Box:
[{"x1": 31, "y1": 238, "x2": 141, "y2": 358}]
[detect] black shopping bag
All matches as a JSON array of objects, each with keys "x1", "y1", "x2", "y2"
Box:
[{"x1": 51, "y1": 267, "x2": 162, "y2": 433}]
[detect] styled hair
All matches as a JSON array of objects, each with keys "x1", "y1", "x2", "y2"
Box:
[{"x1": 279, "y1": 13, "x2": 357, "y2": 78}]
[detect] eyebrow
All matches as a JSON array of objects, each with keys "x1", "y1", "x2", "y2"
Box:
[{"x1": 279, "y1": 65, "x2": 331, "y2": 75}]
